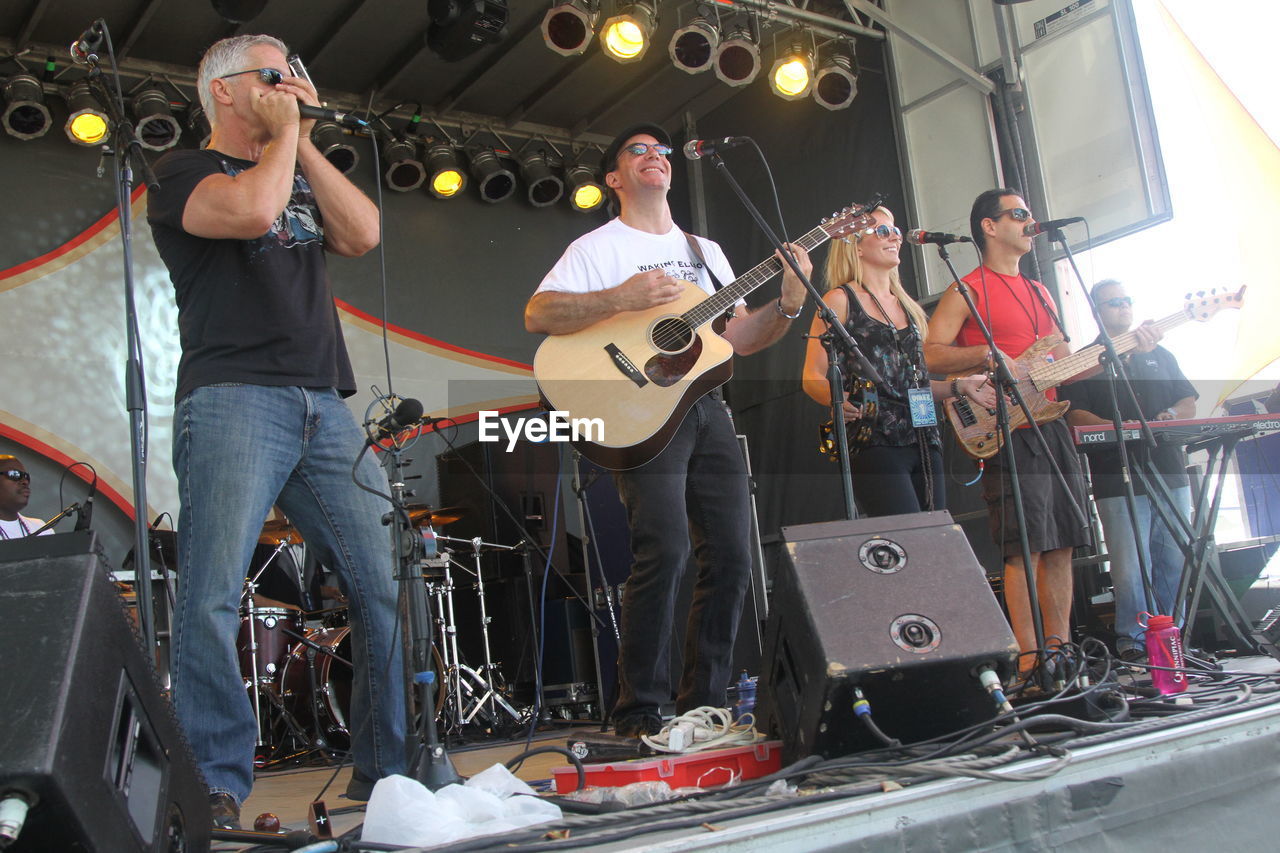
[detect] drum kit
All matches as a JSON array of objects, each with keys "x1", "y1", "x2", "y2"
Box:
[{"x1": 239, "y1": 506, "x2": 530, "y2": 764}]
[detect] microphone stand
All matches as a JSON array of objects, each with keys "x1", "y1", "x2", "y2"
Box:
[
  {"x1": 704, "y1": 153, "x2": 881, "y2": 520},
  {"x1": 79, "y1": 18, "x2": 160, "y2": 657},
  {"x1": 28, "y1": 503, "x2": 81, "y2": 536}
]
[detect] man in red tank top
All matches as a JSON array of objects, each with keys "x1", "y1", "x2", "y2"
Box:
[{"x1": 925, "y1": 189, "x2": 1160, "y2": 680}]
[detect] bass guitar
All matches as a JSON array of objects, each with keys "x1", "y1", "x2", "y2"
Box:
[
  {"x1": 534, "y1": 204, "x2": 875, "y2": 469},
  {"x1": 944, "y1": 287, "x2": 1244, "y2": 459}
]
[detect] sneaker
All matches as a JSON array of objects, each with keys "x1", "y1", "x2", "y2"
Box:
[
  {"x1": 344, "y1": 769, "x2": 376, "y2": 801},
  {"x1": 209, "y1": 792, "x2": 241, "y2": 830},
  {"x1": 613, "y1": 714, "x2": 662, "y2": 739}
]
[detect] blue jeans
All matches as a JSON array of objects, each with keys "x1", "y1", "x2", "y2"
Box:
[
  {"x1": 611, "y1": 394, "x2": 752, "y2": 720},
  {"x1": 171, "y1": 385, "x2": 407, "y2": 804},
  {"x1": 1096, "y1": 486, "x2": 1192, "y2": 651}
]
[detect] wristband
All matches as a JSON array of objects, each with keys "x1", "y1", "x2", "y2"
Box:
[
  {"x1": 775, "y1": 297, "x2": 802, "y2": 320},
  {"x1": 950, "y1": 378, "x2": 962, "y2": 398}
]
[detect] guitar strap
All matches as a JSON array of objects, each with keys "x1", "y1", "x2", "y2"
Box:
[{"x1": 682, "y1": 231, "x2": 725, "y2": 289}]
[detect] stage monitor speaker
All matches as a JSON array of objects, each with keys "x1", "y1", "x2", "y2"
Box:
[
  {"x1": 0, "y1": 532, "x2": 210, "y2": 852},
  {"x1": 760, "y1": 512, "x2": 1018, "y2": 762}
]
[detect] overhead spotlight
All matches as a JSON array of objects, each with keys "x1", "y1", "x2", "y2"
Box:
[
  {"x1": 714, "y1": 26, "x2": 761, "y2": 87},
  {"x1": 669, "y1": 15, "x2": 719, "y2": 74},
  {"x1": 383, "y1": 136, "x2": 426, "y2": 191},
  {"x1": 210, "y1": 1, "x2": 269, "y2": 23},
  {"x1": 2, "y1": 74, "x2": 52, "y2": 140},
  {"x1": 132, "y1": 87, "x2": 181, "y2": 151},
  {"x1": 565, "y1": 156, "x2": 605, "y2": 213},
  {"x1": 424, "y1": 142, "x2": 467, "y2": 199},
  {"x1": 64, "y1": 80, "x2": 111, "y2": 146},
  {"x1": 520, "y1": 150, "x2": 564, "y2": 208},
  {"x1": 813, "y1": 44, "x2": 858, "y2": 111},
  {"x1": 427, "y1": 0, "x2": 510, "y2": 62},
  {"x1": 769, "y1": 32, "x2": 813, "y2": 101},
  {"x1": 601, "y1": 2, "x2": 656, "y2": 64},
  {"x1": 469, "y1": 148, "x2": 516, "y2": 203},
  {"x1": 542, "y1": 1, "x2": 597, "y2": 57},
  {"x1": 186, "y1": 104, "x2": 212, "y2": 149},
  {"x1": 312, "y1": 121, "x2": 359, "y2": 174}
]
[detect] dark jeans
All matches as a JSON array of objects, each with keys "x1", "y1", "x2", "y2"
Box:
[
  {"x1": 850, "y1": 443, "x2": 944, "y2": 517},
  {"x1": 611, "y1": 394, "x2": 752, "y2": 720}
]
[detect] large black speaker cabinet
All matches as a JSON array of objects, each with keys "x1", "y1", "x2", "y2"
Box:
[
  {"x1": 760, "y1": 512, "x2": 1018, "y2": 762},
  {"x1": 0, "y1": 532, "x2": 210, "y2": 852}
]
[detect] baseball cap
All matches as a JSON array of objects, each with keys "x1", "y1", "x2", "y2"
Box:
[{"x1": 602, "y1": 122, "x2": 672, "y2": 173}]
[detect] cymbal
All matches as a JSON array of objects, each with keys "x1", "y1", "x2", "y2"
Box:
[
  {"x1": 406, "y1": 505, "x2": 468, "y2": 528},
  {"x1": 259, "y1": 518, "x2": 300, "y2": 545}
]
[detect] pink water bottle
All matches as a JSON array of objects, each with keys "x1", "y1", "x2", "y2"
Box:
[{"x1": 1141, "y1": 613, "x2": 1187, "y2": 695}]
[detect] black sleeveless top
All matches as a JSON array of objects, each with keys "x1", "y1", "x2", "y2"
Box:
[{"x1": 838, "y1": 284, "x2": 940, "y2": 449}]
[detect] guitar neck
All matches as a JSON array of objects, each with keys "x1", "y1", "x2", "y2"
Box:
[
  {"x1": 682, "y1": 223, "x2": 832, "y2": 328},
  {"x1": 1029, "y1": 310, "x2": 1190, "y2": 389}
]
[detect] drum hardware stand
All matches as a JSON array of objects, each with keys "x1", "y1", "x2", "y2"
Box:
[
  {"x1": 279, "y1": 624, "x2": 350, "y2": 760},
  {"x1": 237, "y1": 537, "x2": 297, "y2": 746}
]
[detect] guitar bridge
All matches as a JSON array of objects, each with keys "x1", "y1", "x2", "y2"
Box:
[
  {"x1": 952, "y1": 396, "x2": 977, "y2": 427},
  {"x1": 605, "y1": 343, "x2": 648, "y2": 388}
]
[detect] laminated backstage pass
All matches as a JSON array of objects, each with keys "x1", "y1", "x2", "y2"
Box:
[{"x1": 907, "y1": 387, "x2": 937, "y2": 428}]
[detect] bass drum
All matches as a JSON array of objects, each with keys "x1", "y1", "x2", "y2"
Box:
[{"x1": 279, "y1": 626, "x2": 443, "y2": 749}]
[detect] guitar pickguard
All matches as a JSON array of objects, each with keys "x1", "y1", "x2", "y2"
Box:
[{"x1": 645, "y1": 337, "x2": 704, "y2": 387}]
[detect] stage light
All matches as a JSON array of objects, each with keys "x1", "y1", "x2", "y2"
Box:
[
  {"x1": 63, "y1": 80, "x2": 110, "y2": 146},
  {"x1": 769, "y1": 32, "x2": 813, "y2": 100},
  {"x1": 424, "y1": 143, "x2": 467, "y2": 199},
  {"x1": 520, "y1": 150, "x2": 564, "y2": 207},
  {"x1": 713, "y1": 26, "x2": 760, "y2": 87},
  {"x1": 383, "y1": 136, "x2": 426, "y2": 191},
  {"x1": 542, "y1": 1, "x2": 597, "y2": 57},
  {"x1": 565, "y1": 158, "x2": 605, "y2": 213},
  {"x1": 669, "y1": 15, "x2": 719, "y2": 74},
  {"x1": 469, "y1": 148, "x2": 516, "y2": 203},
  {"x1": 813, "y1": 44, "x2": 858, "y2": 111},
  {"x1": 186, "y1": 104, "x2": 212, "y2": 148},
  {"x1": 2, "y1": 74, "x2": 52, "y2": 140},
  {"x1": 427, "y1": 0, "x2": 510, "y2": 63},
  {"x1": 132, "y1": 87, "x2": 181, "y2": 151},
  {"x1": 312, "y1": 120, "x2": 358, "y2": 174},
  {"x1": 601, "y1": 2, "x2": 656, "y2": 64}
]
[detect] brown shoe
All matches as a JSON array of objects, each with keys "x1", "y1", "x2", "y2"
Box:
[{"x1": 210, "y1": 792, "x2": 241, "y2": 830}]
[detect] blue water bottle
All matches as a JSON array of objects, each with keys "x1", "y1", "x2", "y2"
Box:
[{"x1": 733, "y1": 671, "x2": 757, "y2": 721}]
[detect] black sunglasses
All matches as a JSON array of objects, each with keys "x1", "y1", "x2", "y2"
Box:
[
  {"x1": 2, "y1": 469, "x2": 31, "y2": 483},
  {"x1": 219, "y1": 68, "x2": 284, "y2": 85},
  {"x1": 1101, "y1": 296, "x2": 1133, "y2": 308},
  {"x1": 993, "y1": 207, "x2": 1032, "y2": 222}
]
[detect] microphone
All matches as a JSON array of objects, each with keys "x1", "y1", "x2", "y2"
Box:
[
  {"x1": 74, "y1": 476, "x2": 98, "y2": 532},
  {"x1": 682, "y1": 137, "x2": 750, "y2": 160},
  {"x1": 906, "y1": 229, "x2": 971, "y2": 246},
  {"x1": 1023, "y1": 216, "x2": 1084, "y2": 236},
  {"x1": 299, "y1": 104, "x2": 367, "y2": 128},
  {"x1": 70, "y1": 22, "x2": 105, "y2": 65},
  {"x1": 370, "y1": 397, "x2": 424, "y2": 443}
]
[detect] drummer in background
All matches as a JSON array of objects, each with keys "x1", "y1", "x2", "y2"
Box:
[{"x1": 0, "y1": 455, "x2": 51, "y2": 539}]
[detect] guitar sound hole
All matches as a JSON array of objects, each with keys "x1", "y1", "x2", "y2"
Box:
[{"x1": 650, "y1": 317, "x2": 694, "y2": 355}]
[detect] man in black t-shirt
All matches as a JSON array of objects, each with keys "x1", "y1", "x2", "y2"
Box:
[
  {"x1": 146, "y1": 34, "x2": 405, "y2": 829},
  {"x1": 1063, "y1": 280, "x2": 1197, "y2": 661}
]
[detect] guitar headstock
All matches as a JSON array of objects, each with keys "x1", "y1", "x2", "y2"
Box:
[
  {"x1": 1182, "y1": 285, "x2": 1245, "y2": 322},
  {"x1": 820, "y1": 204, "x2": 879, "y2": 242}
]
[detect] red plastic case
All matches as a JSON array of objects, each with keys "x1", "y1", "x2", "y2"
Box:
[{"x1": 552, "y1": 740, "x2": 782, "y2": 793}]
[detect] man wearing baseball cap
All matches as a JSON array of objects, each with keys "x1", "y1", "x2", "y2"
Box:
[{"x1": 526, "y1": 123, "x2": 809, "y2": 737}]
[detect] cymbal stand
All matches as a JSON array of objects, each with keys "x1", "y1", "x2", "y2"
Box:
[{"x1": 238, "y1": 537, "x2": 296, "y2": 746}]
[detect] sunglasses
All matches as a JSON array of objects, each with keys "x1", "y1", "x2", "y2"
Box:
[
  {"x1": 2, "y1": 469, "x2": 31, "y2": 484},
  {"x1": 855, "y1": 224, "x2": 902, "y2": 240},
  {"x1": 219, "y1": 68, "x2": 285, "y2": 85},
  {"x1": 993, "y1": 207, "x2": 1032, "y2": 222},
  {"x1": 1101, "y1": 296, "x2": 1133, "y2": 308},
  {"x1": 622, "y1": 142, "x2": 673, "y2": 157}
]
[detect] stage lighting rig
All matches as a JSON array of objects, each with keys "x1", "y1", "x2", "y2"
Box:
[
  {"x1": 769, "y1": 31, "x2": 813, "y2": 100},
  {"x1": 669, "y1": 11, "x2": 720, "y2": 74},
  {"x1": 469, "y1": 147, "x2": 516, "y2": 203},
  {"x1": 813, "y1": 42, "x2": 858, "y2": 111},
  {"x1": 425, "y1": 143, "x2": 467, "y2": 199},
  {"x1": 565, "y1": 154, "x2": 605, "y2": 213},
  {"x1": 186, "y1": 104, "x2": 212, "y2": 148},
  {"x1": 2, "y1": 74, "x2": 52, "y2": 140},
  {"x1": 427, "y1": 0, "x2": 510, "y2": 62},
  {"x1": 63, "y1": 80, "x2": 111, "y2": 146},
  {"x1": 520, "y1": 149, "x2": 564, "y2": 208},
  {"x1": 132, "y1": 86, "x2": 182, "y2": 151},
  {"x1": 601, "y1": 2, "x2": 657, "y2": 64},
  {"x1": 383, "y1": 136, "x2": 426, "y2": 191},
  {"x1": 542, "y1": 1, "x2": 598, "y2": 57},
  {"x1": 312, "y1": 121, "x2": 359, "y2": 174},
  {"x1": 713, "y1": 23, "x2": 761, "y2": 87}
]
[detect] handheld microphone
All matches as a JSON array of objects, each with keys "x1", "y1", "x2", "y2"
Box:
[
  {"x1": 906, "y1": 229, "x2": 971, "y2": 246},
  {"x1": 69, "y1": 22, "x2": 105, "y2": 65},
  {"x1": 682, "y1": 137, "x2": 750, "y2": 160},
  {"x1": 370, "y1": 398, "x2": 424, "y2": 443},
  {"x1": 299, "y1": 104, "x2": 367, "y2": 128},
  {"x1": 1023, "y1": 216, "x2": 1084, "y2": 236},
  {"x1": 74, "y1": 476, "x2": 98, "y2": 532}
]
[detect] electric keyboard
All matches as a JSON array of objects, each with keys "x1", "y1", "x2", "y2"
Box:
[{"x1": 1070, "y1": 413, "x2": 1280, "y2": 450}]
